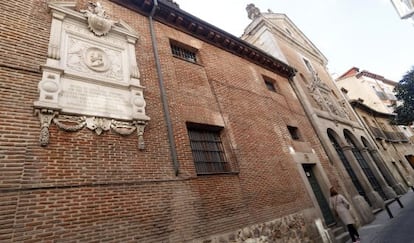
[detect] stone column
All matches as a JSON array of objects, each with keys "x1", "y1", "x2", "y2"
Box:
[
  {"x1": 342, "y1": 145, "x2": 384, "y2": 209},
  {"x1": 360, "y1": 148, "x2": 397, "y2": 199},
  {"x1": 369, "y1": 149, "x2": 407, "y2": 195}
]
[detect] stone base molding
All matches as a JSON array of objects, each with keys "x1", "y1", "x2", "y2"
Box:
[
  {"x1": 351, "y1": 195, "x2": 374, "y2": 225},
  {"x1": 193, "y1": 211, "x2": 325, "y2": 243}
]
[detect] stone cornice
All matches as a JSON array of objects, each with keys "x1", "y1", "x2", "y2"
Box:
[
  {"x1": 110, "y1": 0, "x2": 296, "y2": 78},
  {"x1": 350, "y1": 99, "x2": 396, "y2": 118},
  {"x1": 263, "y1": 18, "x2": 326, "y2": 66}
]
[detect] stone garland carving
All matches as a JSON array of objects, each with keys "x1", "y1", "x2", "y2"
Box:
[
  {"x1": 36, "y1": 110, "x2": 148, "y2": 150},
  {"x1": 53, "y1": 115, "x2": 86, "y2": 132},
  {"x1": 35, "y1": 109, "x2": 59, "y2": 146},
  {"x1": 135, "y1": 121, "x2": 146, "y2": 150}
]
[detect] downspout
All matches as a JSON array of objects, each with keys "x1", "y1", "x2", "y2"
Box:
[{"x1": 149, "y1": 0, "x2": 180, "y2": 176}]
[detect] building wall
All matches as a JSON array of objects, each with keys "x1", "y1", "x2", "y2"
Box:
[
  {"x1": 337, "y1": 76, "x2": 388, "y2": 113},
  {"x1": 355, "y1": 108, "x2": 414, "y2": 189},
  {"x1": 0, "y1": 0, "x2": 332, "y2": 241}
]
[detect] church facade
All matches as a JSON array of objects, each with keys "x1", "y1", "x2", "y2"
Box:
[{"x1": 242, "y1": 3, "x2": 405, "y2": 228}]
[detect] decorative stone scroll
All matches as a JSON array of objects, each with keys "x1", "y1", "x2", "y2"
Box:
[
  {"x1": 34, "y1": 1, "x2": 149, "y2": 149},
  {"x1": 307, "y1": 70, "x2": 350, "y2": 119}
]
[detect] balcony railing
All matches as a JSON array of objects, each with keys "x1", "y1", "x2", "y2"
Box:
[
  {"x1": 384, "y1": 131, "x2": 399, "y2": 142},
  {"x1": 396, "y1": 132, "x2": 409, "y2": 142},
  {"x1": 369, "y1": 126, "x2": 386, "y2": 140},
  {"x1": 368, "y1": 127, "x2": 409, "y2": 143}
]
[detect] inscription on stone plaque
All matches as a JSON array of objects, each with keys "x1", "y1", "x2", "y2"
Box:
[{"x1": 60, "y1": 79, "x2": 132, "y2": 120}]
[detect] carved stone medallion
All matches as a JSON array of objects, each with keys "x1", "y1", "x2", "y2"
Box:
[{"x1": 84, "y1": 47, "x2": 110, "y2": 72}]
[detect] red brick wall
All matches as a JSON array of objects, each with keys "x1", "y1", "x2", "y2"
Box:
[{"x1": 0, "y1": 0, "x2": 330, "y2": 241}]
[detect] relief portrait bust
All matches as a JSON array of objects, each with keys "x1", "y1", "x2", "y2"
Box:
[{"x1": 84, "y1": 47, "x2": 110, "y2": 72}]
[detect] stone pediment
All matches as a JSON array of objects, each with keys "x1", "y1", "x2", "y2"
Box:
[
  {"x1": 34, "y1": 1, "x2": 149, "y2": 149},
  {"x1": 262, "y1": 13, "x2": 328, "y2": 65}
]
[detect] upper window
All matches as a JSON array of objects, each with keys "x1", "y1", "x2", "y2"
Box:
[
  {"x1": 263, "y1": 76, "x2": 278, "y2": 92},
  {"x1": 170, "y1": 41, "x2": 197, "y2": 63},
  {"x1": 187, "y1": 124, "x2": 230, "y2": 175},
  {"x1": 287, "y1": 126, "x2": 301, "y2": 140},
  {"x1": 303, "y1": 58, "x2": 314, "y2": 73}
]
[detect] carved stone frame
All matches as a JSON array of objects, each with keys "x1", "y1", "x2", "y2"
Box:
[{"x1": 34, "y1": 1, "x2": 150, "y2": 149}]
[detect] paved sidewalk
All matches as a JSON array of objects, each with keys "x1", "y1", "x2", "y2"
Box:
[{"x1": 346, "y1": 190, "x2": 414, "y2": 243}]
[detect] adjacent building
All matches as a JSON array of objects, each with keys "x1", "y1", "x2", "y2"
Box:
[
  {"x1": 391, "y1": 0, "x2": 414, "y2": 24},
  {"x1": 336, "y1": 67, "x2": 414, "y2": 191},
  {"x1": 242, "y1": 4, "x2": 404, "y2": 229}
]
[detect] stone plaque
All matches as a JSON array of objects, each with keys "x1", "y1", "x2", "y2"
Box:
[
  {"x1": 34, "y1": 2, "x2": 149, "y2": 148},
  {"x1": 60, "y1": 79, "x2": 132, "y2": 120}
]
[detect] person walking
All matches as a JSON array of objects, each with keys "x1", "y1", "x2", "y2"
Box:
[{"x1": 330, "y1": 186, "x2": 360, "y2": 243}]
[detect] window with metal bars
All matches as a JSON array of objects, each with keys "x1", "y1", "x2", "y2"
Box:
[
  {"x1": 170, "y1": 42, "x2": 197, "y2": 63},
  {"x1": 187, "y1": 125, "x2": 230, "y2": 174}
]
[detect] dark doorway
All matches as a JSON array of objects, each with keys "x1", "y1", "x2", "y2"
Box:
[{"x1": 303, "y1": 164, "x2": 336, "y2": 226}]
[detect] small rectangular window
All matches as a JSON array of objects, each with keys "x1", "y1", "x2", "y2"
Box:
[
  {"x1": 187, "y1": 124, "x2": 230, "y2": 174},
  {"x1": 263, "y1": 76, "x2": 277, "y2": 92},
  {"x1": 287, "y1": 126, "x2": 301, "y2": 140},
  {"x1": 303, "y1": 58, "x2": 314, "y2": 73},
  {"x1": 170, "y1": 41, "x2": 197, "y2": 63}
]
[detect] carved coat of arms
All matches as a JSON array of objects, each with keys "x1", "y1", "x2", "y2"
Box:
[{"x1": 81, "y1": 2, "x2": 117, "y2": 36}]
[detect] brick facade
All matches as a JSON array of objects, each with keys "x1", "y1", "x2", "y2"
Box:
[{"x1": 0, "y1": 1, "x2": 337, "y2": 241}]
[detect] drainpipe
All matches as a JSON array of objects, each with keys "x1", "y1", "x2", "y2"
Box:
[{"x1": 149, "y1": 0, "x2": 180, "y2": 176}]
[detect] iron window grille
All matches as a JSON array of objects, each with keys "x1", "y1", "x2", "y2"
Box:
[
  {"x1": 187, "y1": 126, "x2": 230, "y2": 174},
  {"x1": 170, "y1": 42, "x2": 197, "y2": 63}
]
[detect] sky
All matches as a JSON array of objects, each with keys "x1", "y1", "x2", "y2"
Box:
[{"x1": 175, "y1": 0, "x2": 414, "y2": 81}]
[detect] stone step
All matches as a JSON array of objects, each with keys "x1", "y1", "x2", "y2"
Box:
[
  {"x1": 331, "y1": 226, "x2": 346, "y2": 237},
  {"x1": 335, "y1": 231, "x2": 351, "y2": 243}
]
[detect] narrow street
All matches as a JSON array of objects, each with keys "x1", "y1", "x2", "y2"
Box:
[{"x1": 348, "y1": 191, "x2": 414, "y2": 243}]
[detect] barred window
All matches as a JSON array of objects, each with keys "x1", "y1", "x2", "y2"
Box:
[
  {"x1": 187, "y1": 125, "x2": 230, "y2": 174},
  {"x1": 170, "y1": 42, "x2": 197, "y2": 63}
]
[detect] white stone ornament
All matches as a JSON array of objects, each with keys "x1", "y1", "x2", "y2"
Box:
[
  {"x1": 84, "y1": 47, "x2": 111, "y2": 72},
  {"x1": 81, "y1": 2, "x2": 116, "y2": 36},
  {"x1": 34, "y1": 2, "x2": 149, "y2": 148}
]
